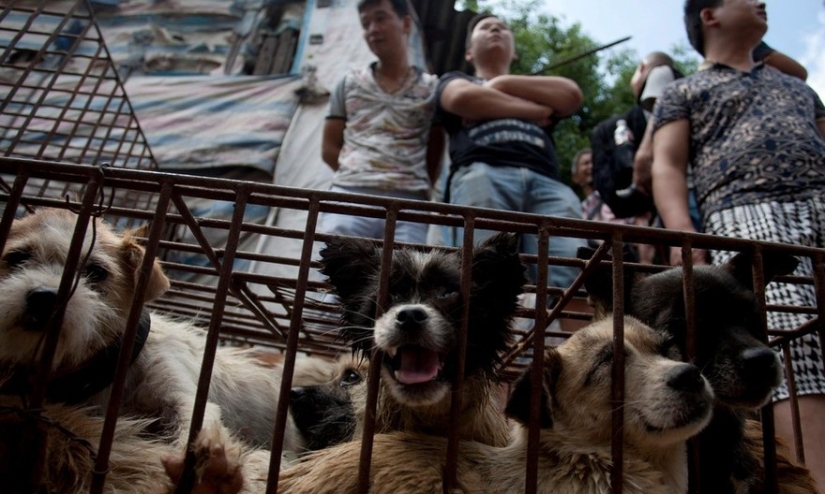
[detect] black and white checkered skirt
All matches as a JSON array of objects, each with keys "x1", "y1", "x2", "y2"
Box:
[{"x1": 705, "y1": 197, "x2": 825, "y2": 401}]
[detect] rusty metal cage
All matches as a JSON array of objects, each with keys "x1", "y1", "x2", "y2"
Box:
[
  {"x1": 1, "y1": 0, "x2": 158, "y2": 228},
  {"x1": 1, "y1": 1, "x2": 824, "y2": 493},
  {"x1": 0, "y1": 158, "x2": 822, "y2": 494}
]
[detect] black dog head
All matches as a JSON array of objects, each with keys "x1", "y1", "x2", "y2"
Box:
[
  {"x1": 577, "y1": 246, "x2": 798, "y2": 409},
  {"x1": 318, "y1": 233, "x2": 526, "y2": 407},
  {"x1": 289, "y1": 355, "x2": 365, "y2": 451}
]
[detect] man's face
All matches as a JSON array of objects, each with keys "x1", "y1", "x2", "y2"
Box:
[
  {"x1": 573, "y1": 152, "x2": 593, "y2": 188},
  {"x1": 359, "y1": 0, "x2": 410, "y2": 60},
  {"x1": 711, "y1": 0, "x2": 767, "y2": 36},
  {"x1": 466, "y1": 16, "x2": 515, "y2": 64}
]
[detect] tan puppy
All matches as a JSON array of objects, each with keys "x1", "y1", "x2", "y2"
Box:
[
  {"x1": 269, "y1": 317, "x2": 714, "y2": 494},
  {"x1": 0, "y1": 208, "x2": 332, "y2": 493},
  {"x1": 0, "y1": 404, "x2": 175, "y2": 493}
]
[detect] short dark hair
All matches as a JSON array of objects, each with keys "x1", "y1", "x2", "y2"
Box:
[
  {"x1": 684, "y1": 0, "x2": 722, "y2": 56},
  {"x1": 465, "y1": 12, "x2": 495, "y2": 49},
  {"x1": 357, "y1": 0, "x2": 409, "y2": 18}
]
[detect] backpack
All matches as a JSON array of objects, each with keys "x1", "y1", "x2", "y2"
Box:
[{"x1": 589, "y1": 105, "x2": 653, "y2": 218}]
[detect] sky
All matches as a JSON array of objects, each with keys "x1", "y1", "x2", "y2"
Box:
[{"x1": 488, "y1": 0, "x2": 825, "y2": 99}]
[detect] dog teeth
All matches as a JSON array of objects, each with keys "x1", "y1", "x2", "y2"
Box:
[{"x1": 386, "y1": 347, "x2": 398, "y2": 359}]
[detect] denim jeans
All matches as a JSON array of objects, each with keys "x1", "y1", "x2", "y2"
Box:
[
  {"x1": 448, "y1": 162, "x2": 587, "y2": 290},
  {"x1": 318, "y1": 185, "x2": 429, "y2": 243}
]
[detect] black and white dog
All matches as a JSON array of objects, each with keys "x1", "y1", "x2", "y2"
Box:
[{"x1": 317, "y1": 233, "x2": 526, "y2": 447}]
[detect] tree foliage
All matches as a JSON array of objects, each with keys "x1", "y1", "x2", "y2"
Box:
[{"x1": 456, "y1": 0, "x2": 698, "y2": 189}]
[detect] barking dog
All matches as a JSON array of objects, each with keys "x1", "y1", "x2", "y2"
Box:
[
  {"x1": 317, "y1": 232, "x2": 526, "y2": 446},
  {"x1": 275, "y1": 317, "x2": 713, "y2": 494},
  {"x1": 578, "y1": 247, "x2": 816, "y2": 493},
  {"x1": 0, "y1": 209, "x2": 307, "y2": 480}
]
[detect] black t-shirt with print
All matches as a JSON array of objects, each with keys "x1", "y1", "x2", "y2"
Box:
[{"x1": 435, "y1": 71, "x2": 559, "y2": 181}]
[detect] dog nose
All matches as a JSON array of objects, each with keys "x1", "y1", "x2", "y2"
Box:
[
  {"x1": 741, "y1": 347, "x2": 780, "y2": 378},
  {"x1": 667, "y1": 364, "x2": 705, "y2": 393},
  {"x1": 396, "y1": 307, "x2": 428, "y2": 332},
  {"x1": 24, "y1": 287, "x2": 58, "y2": 329},
  {"x1": 290, "y1": 387, "x2": 306, "y2": 402}
]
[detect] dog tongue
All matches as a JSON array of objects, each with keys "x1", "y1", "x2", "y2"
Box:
[{"x1": 395, "y1": 347, "x2": 440, "y2": 385}]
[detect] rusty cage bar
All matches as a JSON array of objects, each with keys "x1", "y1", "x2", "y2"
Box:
[{"x1": 0, "y1": 157, "x2": 821, "y2": 494}]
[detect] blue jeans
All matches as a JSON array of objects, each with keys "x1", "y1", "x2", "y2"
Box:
[
  {"x1": 318, "y1": 185, "x2": 429, "y2": 243},
  {"x1": 448, "y1": 163, "x2": 587, "y2": 290}
]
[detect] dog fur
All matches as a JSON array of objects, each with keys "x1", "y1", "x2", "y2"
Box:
[
  {"x1": 0, "y1": 209, "x2": 341, "y2": 492},
  {"x1": 316, "y1": 232, "x2": 526, "y2": 447},
  {"x1": 275, "y1": 317, "x2": 714, "y2": 494},
  {"x1": 289, "y1": 354, "x2": 367, "y2": 452},
  {"x1": 578, "y1": 247, "x2": 816, "y2": 494},
  {"x1": 0, "y1": 404, "x2": 175, "y2": 493}
]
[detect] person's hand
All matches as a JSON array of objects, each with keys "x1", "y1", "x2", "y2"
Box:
[{"x1": 668, "y1": 245, "x2": 708, "y2": 267}]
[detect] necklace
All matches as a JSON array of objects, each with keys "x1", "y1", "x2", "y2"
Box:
[{"x1": 374, "y1": 66, "x2": 413, "y2": 94}]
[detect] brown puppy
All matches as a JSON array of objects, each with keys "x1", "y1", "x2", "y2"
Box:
[
  {"x1": 316, "y1": 233, "x2": 526, "y2": 447},
  {"x1": 275, "y1": 317, "x2": 714, "y2": 494},
  {"x1": 0, "y1": 404, "x2": 175, "y2": 493},
  {"x1": 578, "y1": 247, "x2": 816, "y2": 493}
]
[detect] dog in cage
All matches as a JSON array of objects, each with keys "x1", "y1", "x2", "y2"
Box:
[
  {"x1": 315, "y1": 232, "x2": 527, "y2": 447},
  {"x1": 289, "y1": 354, "x2": 367, "y2": 452},
  {"x1": 578, "y1": 247, "x2": 818, "y2": 494},
  {"x1": 271, "y1": 316, "x2": 713, "y2": 494},
  {"x1": 0, "y1": 403, "x2": 177, "y2": 493},
  {"x1": 0, "y1": 208, "x2": 332, "y2": 491}
]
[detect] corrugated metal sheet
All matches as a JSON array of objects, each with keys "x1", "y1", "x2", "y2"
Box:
[{"x1": 411, "y1": 0, "x2": 477, "y2": 75}]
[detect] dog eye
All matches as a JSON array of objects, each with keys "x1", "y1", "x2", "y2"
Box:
[
  {"x1": 340, "y1": 369, "x2": 363, "y2": 387},
  {"x1": 84, "y1": 263, "x2": 109, "y2": 283},
  {"x1": 3, "y1": 250, "x2": 31, "y2": 269},
  {"x1": 436, "y1": 286, "x2": 458, "y2": 299}
]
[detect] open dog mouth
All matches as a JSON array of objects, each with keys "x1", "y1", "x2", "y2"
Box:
[{"x1": 385, "y1": 345, "x2": 445, "y2": 385}]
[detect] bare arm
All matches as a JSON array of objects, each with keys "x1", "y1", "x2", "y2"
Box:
[
  {"x1": 764, "y1": 50, "x2": 808, "y2": 81},
  {"x1": 817, "y1": 118, "x2": 825, "y2": 141},
  {"x1": 652, "y1": 119, "x2": 707, "y2": 265},
  {"x1": 426, "y1": 126, "x2": 446, "y2": 186},
  {"x1": 484, "y1": 75, "x2": 583, "y2": 118},
  {"x1": 321, "y1": 118, "x2": 345, "y2": 171},
  {"x1": 632, "y1": 117, "x2": 656, "y2": 195},
  {"x1": 439, "y1": 78, "x2": 552, "y2": 123}
]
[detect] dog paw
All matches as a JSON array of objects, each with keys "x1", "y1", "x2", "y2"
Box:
[{"x1": 162, "y1": 425, "x2": 244, "y2": 494}]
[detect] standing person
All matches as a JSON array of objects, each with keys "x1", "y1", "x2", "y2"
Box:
[
  {"x1": 320, "y1": 0, "x2": 444, "y2": 243},
  {"x1": 435, "y1": 12, "x2": 586, "y2": 331},
  {"x1": 652, "y1": 0, "x2": 825, "y2": 490},
  {"x1": 573, "y1": 148, "x2": 631, "y2": 225}
]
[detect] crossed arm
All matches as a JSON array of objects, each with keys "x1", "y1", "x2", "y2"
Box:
[{"x1": 439, "y1": 75, "x2": 582, "y2": 124}]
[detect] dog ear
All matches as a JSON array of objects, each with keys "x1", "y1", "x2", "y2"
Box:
[
  {"x1": 120, "y1": 228, "x2": 170, "y2": 302},
  {"x1": 577, "y1": 246, "x2": 644, "y2": 315},
  {"x1": 504, "y1": 347, "x2": 560, "y2": 428},
  {"x1": 318, "y1": 237, "x2": 381, "y2": 304},
  {"x1": 577, "y1": 246, "x2": 614, "y2": 311},
  {"x1": 471, "y1": 232, "x2": 527, "y2": 303},
  {"x1": 724, "y1": 251, "x2": 800, "y2": 290}
]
